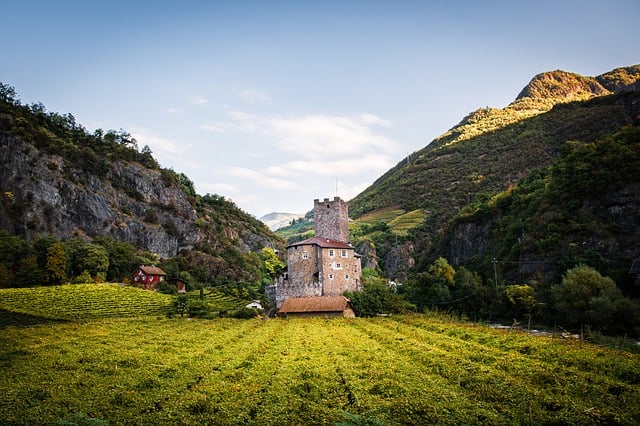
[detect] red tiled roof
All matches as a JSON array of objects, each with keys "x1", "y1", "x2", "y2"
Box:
[
  {"x1": 287, "y1": 236, "x2": 353, "y2": 249},
  {"x1": 137, "y1": 265, "x2": 167, "y2": 276},
  {"x1": 279, "y1": 296, "x2": 352, "y2": 313}
]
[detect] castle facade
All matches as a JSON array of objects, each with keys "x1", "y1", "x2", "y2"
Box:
[{"x1": 267, "y1": 197, "x2": 362, "y2": 310}]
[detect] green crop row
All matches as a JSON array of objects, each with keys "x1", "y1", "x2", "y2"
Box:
[
  {"x1": 1, "y1": 315, "x2": 638, "y2": 425},
  {"x1": 0, "y1": 284, "x2": 173, "y2": 322},
  {"x1": 182, "y1": 289, "x2": 248, "y2": 311}
]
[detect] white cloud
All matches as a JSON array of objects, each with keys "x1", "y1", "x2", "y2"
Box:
[
  {"x1": 282, "y1": 153, "x2": 395, "y2": 176},
  {"x1": 358, "y1": 112, "x2": 392, "y2": 127},
  {"x1": 197, "y1": 181, "x2": 237, "y2": 195},
  {"x1": 228, "y1": 167, "x2": 299, "y2": 190},
  {"x1": 132, "y1": 127, "x2": 182, "y2": 154},
  {"x1": 181, "y1": 110, "x2": 402, "y2": 216},
  {"x1": 222, "y1": 110, "x2": 399, "y2": 160},
  {"x1": 193, "y1": 111, "x2": 400, "y2": 209},
  {"x1": 131, "y1": 128, "x2": 202, "y2": 171}
]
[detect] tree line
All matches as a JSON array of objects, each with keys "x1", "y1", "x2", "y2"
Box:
[
  {"x1": 0, "y1": 231, "x2": 157, "y2": 287},
  {"x1": 349, "y1": 257, "x2": 640, "y2": 337}
]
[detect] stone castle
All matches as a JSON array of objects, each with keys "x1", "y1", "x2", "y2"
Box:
[{"x1": 267, "y1": 197, "x2": 362, "y2": 310}]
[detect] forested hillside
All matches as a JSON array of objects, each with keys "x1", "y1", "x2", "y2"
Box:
[
  {"x1": 0, "y1": 83, "x2": 283, "y2": 288},
  {"x1": 347, "y1": 66, "x2": 640, "y2": 282}
]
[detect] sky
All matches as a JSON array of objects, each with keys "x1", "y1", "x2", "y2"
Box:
[{"x1": 2, "y1": 1, "x2": 639, "y2": 218}]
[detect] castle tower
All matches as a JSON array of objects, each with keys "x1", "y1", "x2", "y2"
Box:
[{"x1": 314, "y1": 197, "x2": 349, "y2": 243}]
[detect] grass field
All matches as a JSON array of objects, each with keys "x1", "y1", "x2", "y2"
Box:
[{"x1": 1, "y1": 310, "x2": 639, "y2": 425}]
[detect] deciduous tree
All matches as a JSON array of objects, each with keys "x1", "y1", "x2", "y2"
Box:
[{"x1": 45, "y1": 243, "x2": 67, "y2": 285}]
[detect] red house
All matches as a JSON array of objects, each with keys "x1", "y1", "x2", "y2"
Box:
[{"x1": 131, "y1": 265, "x2": 167, "y2": 289}]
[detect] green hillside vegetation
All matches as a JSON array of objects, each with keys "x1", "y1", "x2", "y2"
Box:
[
  {"x1": 356, "y1": 207, "x2": 406, "y2": 224},
  {"x1": 347, "y1": 68, "x2": 639, "y2": 282},
  {"x1": 350, "y1": 90, "x2": 638, "y2": 227},
  {"x1": 0, "y1": 83, "x2": 282, "y2": 289},
  {"x1": 439, "y1": 125, "x2": 640, "y2": 293},
  {"x1": 273, "y1": 212, "x2": 314, "y2": 243},
  {"x1": 392, "y1": 126, "x2": 640, "y2": 336},
  {"x1": 1, "y1": 315, "x2": 638, "y2": 425},
  {"x1": 183, "y1": 289, "x2": 247, "y2": 311},
  {"x1": 0, "y1": 284, "x2": 172, "y2": 324},
  {"x1": 385, "y1": 209, "x2": 425, "y2": 236}
]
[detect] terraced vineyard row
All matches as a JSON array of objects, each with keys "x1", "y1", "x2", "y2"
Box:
[
  {"x1": 0, "y1": 284, "x2": 173, "y2": 322},
  {"x1": 183, "y1": 289, "x2": 248, "y2": 311},
  {"x1": 1, "y1": 315, "x2": 638, "y2": 425}
]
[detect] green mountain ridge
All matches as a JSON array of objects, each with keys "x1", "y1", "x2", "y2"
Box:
[{"x1": 347, "y1": 65, "x2": 640, "y2": 282}]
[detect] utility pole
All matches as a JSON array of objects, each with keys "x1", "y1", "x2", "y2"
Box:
[{"x1": 492, "y1": 257, "x2": 499, "y2": 295}]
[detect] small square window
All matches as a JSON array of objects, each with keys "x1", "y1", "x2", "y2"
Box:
[
  {"x1": 334, "y1": 263, "x2": 342, "y2": 270},
  {"x1": 302, "y1": 251, "x2": 308, "y2": 259},
  {"x1": 341, "y1": 249, "x2": 347, "y2": 258},
  {"x1": 328, "y1": 273, "x2": 334, "y2": 280},
  {"x1": 329, "y1": 249, "x2": 335, "y2": 257},
  {"x1": 345, "y1": 274, "x2": 350, "y2": 280}
]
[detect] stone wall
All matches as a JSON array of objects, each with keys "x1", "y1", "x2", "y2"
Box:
[
  {"x1": 267, "y1": 279, "x2": 322, "y2": 309},
  {"x1": 314, "y1": 197, "x2": 349, "y2": 243},
  {"x1": 319, "y1": 246, "x2": 361, "y2": 295},
  {"x1": 286, "y1": 243, "x2": 319, "y2": 286}
]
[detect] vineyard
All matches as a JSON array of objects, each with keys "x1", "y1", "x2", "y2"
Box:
[
  {"x1": 183, "y1": 288, "x2": 248, "y2": 312},
  {"x1": 1, "y1": 312, "x2": 638, "y2": 425},
  {"x1": 354, "y1": 207, "x2": 426, "y2": 236},
  {"x1": 0, "y1": 284, "x2": 173, "y2": 324}
]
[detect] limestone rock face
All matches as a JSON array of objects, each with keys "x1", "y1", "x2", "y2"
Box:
[
  {"x1": 443, "y1": 220, "x2": 496, "y2": 267},
  {"x1": 0, "y1": 133, "x2": 196, "y2": 258},
  {"x1": 356, "y1": 240, "x2": 378, "y2": 270},
  {"x1": 383, "y1": 242, "x2": 415, "y2": 281}
]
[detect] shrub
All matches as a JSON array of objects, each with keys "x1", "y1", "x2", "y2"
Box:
[
  {"x1": 227, "y1": 307, "x2": 260, "y2": 319},
  {"x1": 187, "y1": 300, "x2": 213, "y2": 318},
  {"x1": 156, "y1": 281, "x2": 177, "y2": 295},
  {"x1": 170, "y1": 294, "x2": 188, "y2": 317},
  {"x1": 72, "y1": 270, "x2": 94, "y2": 284}
]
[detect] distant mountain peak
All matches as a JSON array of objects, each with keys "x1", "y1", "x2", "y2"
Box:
[
  {"x1": 260, "y1": 212, "x2": 304, "y2": 231},
  {"x1": 516, "y1": 70, "x2": 610, "y2": 101},
  {"x1": 596, "y1": 65, "x2": 640, "y2": 92}
]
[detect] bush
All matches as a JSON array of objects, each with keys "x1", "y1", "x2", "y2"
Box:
[
  {"x1": 156, "y1": 281, "x2": 177, "y2": 295},
  {"x1": 187, "y1": 300, "x2": 213, "y2": 318},
  {"x1": 347, "y1": 275, "x2": 414, "y2": 317},
  {"x1": 226, "y1": 307, "x2": 260, "y2": 319},
  {"x1": 57, "y1": 411, "x2": 107, "y2": 426},
  {"x1": 72, "y1": 270, "x2": 94, "y2": 284},
  {"x1": 170, "y1": 295, "x2": 188, "y2": 317}
]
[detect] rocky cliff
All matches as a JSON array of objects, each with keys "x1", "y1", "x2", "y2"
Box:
[
  {"x1": 0, "y1": 91, "x2": 280, "y2": 268},
  {"x1": 0, "y1": 133, "x2": 198, "y2": 258}
]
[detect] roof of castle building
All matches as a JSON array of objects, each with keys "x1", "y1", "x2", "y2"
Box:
[
  {"x1": 278, "y1": 296, "x2": 352, "y2": 314},
  {"x1": 287, "y1": 236, "x2": 353, "y2": 249}
]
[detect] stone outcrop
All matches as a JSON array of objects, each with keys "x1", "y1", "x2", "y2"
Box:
[
  {"x1": 355, "y1": 240, "x2": 378, "y2": 270},
  {"x1": 0, "y1": 132, "x2": 273, "y2": 259},
  {"x1": 383, "y1": 241, "x2": 415, "y2": 281},
  {"x1": 0, "y1": 133, "x2": 197, "y2": 257}
]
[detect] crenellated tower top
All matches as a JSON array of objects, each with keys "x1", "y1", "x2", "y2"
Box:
[{"x1": 313, "y1": 197, "x2": 349, "y2": 243}]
